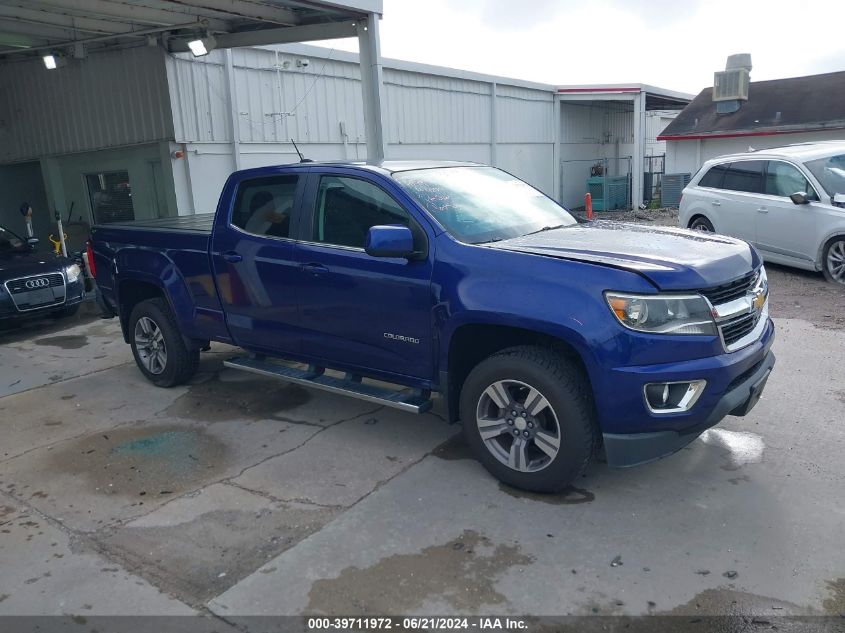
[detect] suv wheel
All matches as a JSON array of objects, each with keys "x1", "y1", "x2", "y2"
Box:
[
  {"x1": 460, "y1": 346, "x2": 598, "y2": 493},
  {"x1": 823, "y1": 237, "x2": 845, "y2": 285},
  {"x1": 689, "y1": 216, "x2": 714, "y2": 232},
  {"x1": 129, "y1": 298, "x2": 199, "y2": 387}
]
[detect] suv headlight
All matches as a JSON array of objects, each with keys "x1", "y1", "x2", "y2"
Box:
[
  {"x1": 64, "y1": 263, "x2": 82, "y2": 283},
  {"x1": 605, "y1": 292, "x2": 717, "y2": 335}
]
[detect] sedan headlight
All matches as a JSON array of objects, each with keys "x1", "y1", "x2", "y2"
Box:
[
  {"x1": 64, "y1": 263, "x2": 82, "y2": 283},
  {"x1": 605, "y1": 292, "x2": 717, "y2": 335}
]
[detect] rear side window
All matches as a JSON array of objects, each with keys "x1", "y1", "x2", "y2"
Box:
[
  {"x1": 232, "y1": 175, "x2": 300, "y2": 239},
  {"x1": 722, "y1": 160, "x2": 764, "y2": 193},
  {"x1": 313, "y1": 176, "x2": 410, "y2": 249},
  {"x1": 699, "y1": 163, "x2": 730, "y2": 188},
  {"x1": 765, "y1": 161, "x2": 816, "y2": 198}
]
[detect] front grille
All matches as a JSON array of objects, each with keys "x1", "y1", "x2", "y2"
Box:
[
  {"x1": 6, "y1": 273, "x2": 64, "y2": 294},
  {"x1": 5, "y1": 273, "x2": 66, "y2": 312},
  {"x1": 720, "y1": 311, "x2": 759, "y2": 347},
  {"x1": 700, "y1": 270, "x2": 758, "y2": 305}
]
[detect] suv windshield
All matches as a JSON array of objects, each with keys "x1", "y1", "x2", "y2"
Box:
[
  {"x1": 805, "y1": 153, "x2": 845, "y2": 197},
  {"x1": 0, "y1": 225, "x2": 26, "y2": 254},
  {"x1": 393, "y1": 166, "x2": 576, "y2": 244}
]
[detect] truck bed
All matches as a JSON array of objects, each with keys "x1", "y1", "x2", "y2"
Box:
[{"x1": 102, "y1": 213, "x2": 214, "y2": 234}]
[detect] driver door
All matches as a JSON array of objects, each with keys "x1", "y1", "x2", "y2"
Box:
[
  {"x1": 292, "y1": 170, "x2": 434, "y2": 381},
  {"x1": 756, "y1": 160, "x2": 819, "y2": 264}
]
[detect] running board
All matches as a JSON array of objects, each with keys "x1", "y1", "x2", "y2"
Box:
[{"x1": 223, "y1": 356, "x2": 432, "y2": 414}]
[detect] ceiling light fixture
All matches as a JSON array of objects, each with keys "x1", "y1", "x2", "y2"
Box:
[{"x1": 187, "y1": 34, "x2": 216, "y2": 57}]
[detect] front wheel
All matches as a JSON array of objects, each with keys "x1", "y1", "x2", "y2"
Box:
[
  {"x1": 459, "y1": 346, "x2": 598, "y2": 493},
  {"x1": 689, "y1": 216, "x2": 715, "y2": 232},
  {"x1": 822, "y1": 237, "x2": 845, "y2": 285},
  {"x1": 128, "y1": 298, "x2": 198, "y2": 387}
]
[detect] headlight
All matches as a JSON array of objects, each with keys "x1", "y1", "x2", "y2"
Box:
[
  {"x1": 64, "y1": 263, "x2": 82, "y2": 283},
  {"x1": 605, "y1": 292, "x2": 717, "y2": 335}
]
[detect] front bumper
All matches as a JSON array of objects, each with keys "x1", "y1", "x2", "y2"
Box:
[
  {"x1": 0, "y1": 278, "x2": 85, "y2": 320},
  {"x1": 599, "y1": 318, "x2": 775, "y2": 468}
]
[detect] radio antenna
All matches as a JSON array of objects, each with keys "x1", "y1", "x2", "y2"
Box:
[{"x1": 290, "y1": 139, "x2": 311, "y2": 163}]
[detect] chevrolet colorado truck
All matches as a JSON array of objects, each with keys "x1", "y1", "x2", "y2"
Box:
[{"x1": 90, "y1": 161, "x2": 775, "y2": 492}]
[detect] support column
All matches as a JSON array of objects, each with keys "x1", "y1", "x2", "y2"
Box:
[
  {"x1": 224, "y1": 49, "x2": 242, "y2": 171},
  {"x1": 632, "y1": 91, "x2": 646, "y2": 209},
  {"x1": 552, "y1": 94, "x2": 561, "y2": 203},
  {"x1": 490, "y1": 81, "x2": 498, "y2": 166},
  {"x1": 357, "y1": 14, "x2": 387, "y2": 163}
]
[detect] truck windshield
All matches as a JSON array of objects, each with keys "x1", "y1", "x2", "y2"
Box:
[
  {"x1": 393, "y1": 166, "x2": 576, "y2": 244},
  {"x1": 805, "y1": 153, "x2": 845, "y2": 197}
]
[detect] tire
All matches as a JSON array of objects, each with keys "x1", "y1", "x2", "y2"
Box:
[
  {"x1": 689, "y1": 216, "x2": 714, "y2": 232},
  {"x1": 459, "y1": 345, "x2": 598, "y2": 493},
  {"x1": 822, "y1": 237, "x2": 845, "y2": 285},
  {"x1": 128, "y1": 298, "x2": 199, "y2": 387}
]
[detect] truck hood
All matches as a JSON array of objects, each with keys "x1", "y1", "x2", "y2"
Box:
[
  {"x1": 489, "y1": 221, "x2": 757, "y2": 290},
  {"x1": 0, "y1": 250, "x2": 70, "y2": 281}
]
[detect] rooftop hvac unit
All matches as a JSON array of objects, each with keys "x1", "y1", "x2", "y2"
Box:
[
  {"x1": 662, "y1": 173, "x2": 691, "y2": 208},
  {"x1": 713, "y1": 68, "x2": 750, "y2": 102}
]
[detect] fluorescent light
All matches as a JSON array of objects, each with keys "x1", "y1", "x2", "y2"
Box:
[
  {"x1": 187, "y1": 35, "x2": 215, "y2": 57},
  {"x1": 43, "y1": 54, "x2": 57, "y2": 70}
]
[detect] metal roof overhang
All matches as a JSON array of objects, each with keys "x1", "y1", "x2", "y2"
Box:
[{"x1": 0, "y1": 0, "x2": 382, "y2": 58}]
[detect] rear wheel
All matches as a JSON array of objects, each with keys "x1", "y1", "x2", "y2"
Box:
[
  {"x1": 459, "y1": 346, "x2": 598, "y2": 493},
  {"x1": 822, "y1": 237, "x2": 845, "y2": 285},
  {"x1": 689, "y1": 216, "x2": 714, "y2": 232},
  {"x1": 128, "y1": 298, "x2": 198, "y2": 387}
]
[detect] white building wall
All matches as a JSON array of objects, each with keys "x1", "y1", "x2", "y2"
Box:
[
  {"x1": 165, "y1": 44, "x2": 558, "y2": 212},
  {"x1": 665, "y1": 129, "x2": 845, "y2": 176}
]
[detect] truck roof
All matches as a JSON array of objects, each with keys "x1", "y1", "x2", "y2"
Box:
[{"x1": 235, "y1": 159, "x2": 482, "y2": 178}]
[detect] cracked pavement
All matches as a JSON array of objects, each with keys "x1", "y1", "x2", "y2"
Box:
[{"x1": 1, "y1": 266, "x2": 844, "y2": 624}]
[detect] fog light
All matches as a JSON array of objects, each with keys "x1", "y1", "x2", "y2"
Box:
[{"x1": 644, "y1": 380, "x2": 706, "y2": 414}]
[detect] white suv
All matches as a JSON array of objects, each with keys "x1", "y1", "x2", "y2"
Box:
[{"x1": 679, "y1": 141, "x2": 845, "y2": 284}]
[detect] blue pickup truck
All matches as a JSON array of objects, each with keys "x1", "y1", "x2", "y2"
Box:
[{"x1": 90, "y1": 161, "x2": 775, "y2": 492}]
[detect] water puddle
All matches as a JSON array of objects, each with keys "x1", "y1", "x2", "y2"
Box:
[{"x1": 34, "y1": 334, "x2": 88, "y2": 350}]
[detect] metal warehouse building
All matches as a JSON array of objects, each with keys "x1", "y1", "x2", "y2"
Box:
[{"x1": 0, "y1": 2, "x2": 691, "y2": 253}]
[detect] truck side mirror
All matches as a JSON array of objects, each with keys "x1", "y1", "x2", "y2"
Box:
[
  {"x1": 833, "y1": 193, "x2": 845, "y2": 208},
  {"x1": 26, "y1": 237, "x2": 39, "y2": 251},
  {"x1": 789, "y1": 191, "x2": 811, "y2": 205},
  {"x1": 365, "y1": 225, "x2": 414, "y2": 258}
]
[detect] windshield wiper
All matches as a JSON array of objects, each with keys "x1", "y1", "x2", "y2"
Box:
[
  {"x1": 523, "y1": 224, "x2": 566, "y2": 237},
  {"x1": 473, "y1": 237, "x2": 504, "y2": 245}
]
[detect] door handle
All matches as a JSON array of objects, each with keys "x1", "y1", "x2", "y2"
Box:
[
  {"x1": 757, "y1": 207, "x2": 769, "y2": 214},
  {"x1": 222, "y1": 251, "x2": 243, "y2": 263},
  {"x1": 711, "y1": 201, "x2": 721, "y2": 207},
  {"x1": 300, "y1": 262, "x2": 329, "y2": 276}
]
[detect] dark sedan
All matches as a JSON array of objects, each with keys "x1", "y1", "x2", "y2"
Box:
[{"x1": 0, "y1": 225, "x2": 85, "y2": 321}]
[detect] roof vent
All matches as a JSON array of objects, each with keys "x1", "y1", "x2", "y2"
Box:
[{"x1": 713, "y1": 54, "x2": 751, "y2": 103}]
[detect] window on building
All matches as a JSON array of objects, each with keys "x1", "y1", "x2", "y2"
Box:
[
  {"x1": 699, "y1": 163, "x2": 730, "y2": 189},
  {"x1": 721, "y1": 161, "x2": 764, "y2": 194},
  {"x1": 765, "y1": 161, "x2": 817, "y2": 199},
  {"x1": 231, "y1": 175, "x2": 300, "y2": 239},
  {"x1": 86, "y1": 170, "x2": 134, "y2": 224},
  {"x1": 313, "y1": 176, "x2": 410, "y2": 249}
]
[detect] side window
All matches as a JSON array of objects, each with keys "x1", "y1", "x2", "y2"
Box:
[
  {"x1": 232, "y1": 175, "x2": 299, "y2": 239},
  {"x1": 313, "y1": 175, "x2": 410, "y2": 248},
  {"x1": 765, "y1": 161, "x2": 817, "y2": 199},
  {"x1": 699, "y1": 163, "x2": 730, "y2": 188},
  {"x1": 722, "y1": 160, "x2": 764, "y2": 194}
]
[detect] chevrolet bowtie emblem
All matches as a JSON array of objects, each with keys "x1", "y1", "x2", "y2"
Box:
[{"x1": 752, "y1": 290, "x2": 766, "y2": 311}]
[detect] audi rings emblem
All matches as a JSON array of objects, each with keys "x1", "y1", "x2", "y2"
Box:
[{"x1": 25, "y1": 278, "x2": 50, "y2": 289}]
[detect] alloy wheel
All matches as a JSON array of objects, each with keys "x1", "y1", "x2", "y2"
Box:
[
  {"x1": 827, "y1": 240, "x2": 845, "y2": 284},
  {"x1": 134, "y1": 316, "x2": 167, "y2": 375},
  {"x1": 475, "y1": 379, "x2": 562, "y2": 473}
]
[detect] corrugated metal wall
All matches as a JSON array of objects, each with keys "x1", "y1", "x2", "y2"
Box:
[
  {"x1": 0, "y1": 46, "x2": 173, "y2": 164},
  {"x1": 167, "y1": 48, "x2": 554, "y2": 148}
]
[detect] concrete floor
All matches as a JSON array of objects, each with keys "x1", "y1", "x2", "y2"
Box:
[{"x1": 1, "y1": 271, "x2": 844, "y2": 624}]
